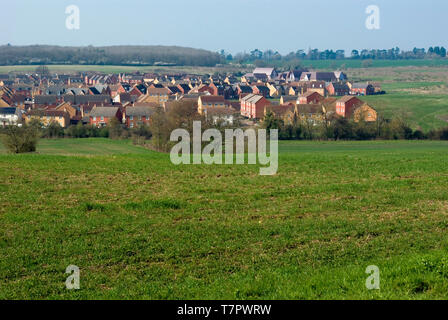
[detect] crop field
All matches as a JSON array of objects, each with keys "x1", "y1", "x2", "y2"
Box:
[{"x1": 1, "y1": 138, "x2": 448, "y2": 299}]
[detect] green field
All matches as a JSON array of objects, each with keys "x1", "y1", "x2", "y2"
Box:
[
  {"x1": 1, "y1": 138, "x2": 448, "y2": 299},
  {"x1": 2, "y1": 59, "x2": 448, "y2": 74},
  {"x1": 0, "y1": 138, "x2": 151, "y2": 156},
  {"x1": 346, "y1": 67, "x2": 448, "y2": 131},
  {"x1": 363, "y1": 93, "x2": 448, "y2": 131},
  {"x1": 0, "y1": 64, "x2": 248, "y2": 76},
  {"x1": 300, "y1": 59, "x2": 448, "y2": 70}
]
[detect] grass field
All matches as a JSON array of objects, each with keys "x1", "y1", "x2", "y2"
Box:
[
  {"x1": 345, "y1": 67, "x2": 448, "y2": 131},
  {"x1": 1, "y1": 138, "x2": 448, "y2": 299},
  {"x1": 0, "y1": 64, "x2": 249, "y2": 76},
  {"x1": 300, "y1": 59, "x2": 448, "y2": 70},
  {"x1": 2, "y1": 59, "x2": 448, "y2": 74},
  {"x1": 363, "y1": 93, "x2": 448, "y2": 131},
  {"x1": 0, "y1": 138, "x2": 151, "y2": 156}
]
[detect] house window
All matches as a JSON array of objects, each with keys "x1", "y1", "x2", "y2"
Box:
[
  {"x1": 101, "y1": 116, "x2": 104, "y2": 121},
  {"x1": 93, "y1": 116, "x2": 97, "y2": 121},
  {"x1": 130, "y1": 116, "x2": 134, "y2": 120}
]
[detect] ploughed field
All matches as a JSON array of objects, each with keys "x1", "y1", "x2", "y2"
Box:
[{"x1": 1, "y1": 138, "x2": 448, "y2": 299}]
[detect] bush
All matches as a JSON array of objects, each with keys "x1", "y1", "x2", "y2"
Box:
[
  {"x1": 131, "y1": 124, "x2": 152, "y2": 145},
  {"x1": 353, "y1": 122, "x2": 377, "y2": 140},
  {"x1": 108, "y1": 118, "x2": 125, "y2": 140},
  {"x1": 412, "y1": 130, "x2": 427, "y2": 140},
  {"x1": 427, "y1": 127, "x2": 448, "y2": 140},
  {"x1": 43, "y1": 122, "x2": 64, "y2": 138},
  {"x1": 65, "y1": 123, "x2": 88, "y2": 138},
  {"x1": 441, "y1": 128, "x2": 448, "y2": 140},
  {"x1": 0, "y1": 124, "x2": 40, "y2": 153}
]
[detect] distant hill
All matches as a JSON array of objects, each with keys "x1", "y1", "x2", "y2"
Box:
[{"x1": 0, "y1": 45, "x2": 223, "y2": 67}]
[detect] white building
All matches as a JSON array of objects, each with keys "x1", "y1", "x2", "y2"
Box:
[{"x1": 0, "y1": 107, "x2": 22, "y2": 126}]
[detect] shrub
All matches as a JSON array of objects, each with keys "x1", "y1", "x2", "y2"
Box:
[
  {"x1": 107, "y1": 118, "x2": 124, "y2": 140},
  {"x1": 0, "y1": 124, "x2": 40, "y2": 153},
  {"x1": 412, "y1": 130, "x2": 427, "y2": 140},
  {"x1": 131, "y1": 124, "x2": 152, "y2": 145},
  {"x1": 440, "y1": 128, "x2": 448, "y2": 140},
  {"x1": 43, "y1": 122, "x2": 64, "y2": 138}
]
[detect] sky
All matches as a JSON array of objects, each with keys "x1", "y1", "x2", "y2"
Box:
[{"x1": 0, "y1": 0, "x2": 446, "y2": 55}]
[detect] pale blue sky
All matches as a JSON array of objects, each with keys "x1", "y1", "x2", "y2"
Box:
[{"x1": 0, "y1": 0, "x2": 446, "y2": 54}]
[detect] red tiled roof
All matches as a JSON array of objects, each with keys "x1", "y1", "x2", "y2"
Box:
[{"x1": 200, "y1": 95, "x2": 226, "y2": 103}]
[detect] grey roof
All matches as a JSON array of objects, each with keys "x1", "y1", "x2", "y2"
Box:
[
  {"x1": 67, "y1": 94, "x2": 111, "y2": 104},
  {"x1": 282, "y1": 95, "x2": 298, "y2": 102},
  {"x1": 331, "y1": 83, "x2": 350, "y2": 90},
  {"x1": 89, "y1": 107, "x2": 119, "y2": 117},
  {"x1": 0, "y1": 107, "x2": 17, "y2": 115},
  {"x1": 125, "y1": 106, "x2": 155, "y2": 117},
  {"x1": 67, "y1": 88, "x2": 88, "y2": 95},
  {"x1": 35, "y1": 95, "x2": 58, "y2": 104},
  {"x1": 352, "y1": 83, "x2": 371, "y2": 89},
  {"x1": 253, "y1": 68, "x2": 276, "y2": 76},
  {"x1": 46, "y1": 86, "x2": 66, "y2": 95},
  {"x1": 180, "y1": 93, "x2": 203, "y2": 100},
  {"x1": 241, "y1": 94, "x2": 264, "y2": 104}
]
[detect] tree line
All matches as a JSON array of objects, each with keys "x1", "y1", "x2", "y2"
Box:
[
  {"x1": 0, "y1": 45, "x2": 223, "y2": 67},
  {"x1": 2, "y1": 45, "x2": 445, "y2": 69},
  {"x1": 223, "y1": 46, "x2": 447, "y2": 64},
  {"x1": 2, "y1": 104, "x2": 448, "y2": 154},
  {"x1": 262, "y1": 111, "x2": 448, "y2": 141}
]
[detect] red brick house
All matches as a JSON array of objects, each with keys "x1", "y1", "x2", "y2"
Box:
[
  {"x1": 208, "y1": 83, "x2": 220, "y2": 96},
  {"x1": 198, "y1": 95, "x2": 228, "y2": 115},
  {"x1": 175, "y1": 83, "x2": 190, "y2": 94},
  {"x1": 123, "y1": 106, "x2": 154, "y2": 128},
  {"x1": 129, "y1": 85, "x2": 145, "y2": 98},
  {"x1": 89, "y1": 107, "x2": 122, "y2": 127},
  {"x1": 298, "y1": 91, "x2": 324, "y2": 104},
  {"x1": 236, "y1": 85, "x2": 254, "y2": 98},
  {"x1": 197, "y1": 85, "x2": 214, "y2": 95},
  {"x1": 252, "y1": 85, "x2": 270, "y2": 97},
  {"x1": 335, "y1": 96, "x2": 363, "y2": 117},
  {"x1": 326, "y1": 83, "x2": 350, "y2": 96},
  {"x1": 350, "y1": 83, "x2": 375, "y2": 96},
  {"x1": 240, "y1": 94, "x2": 271, "y2": 119}
]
